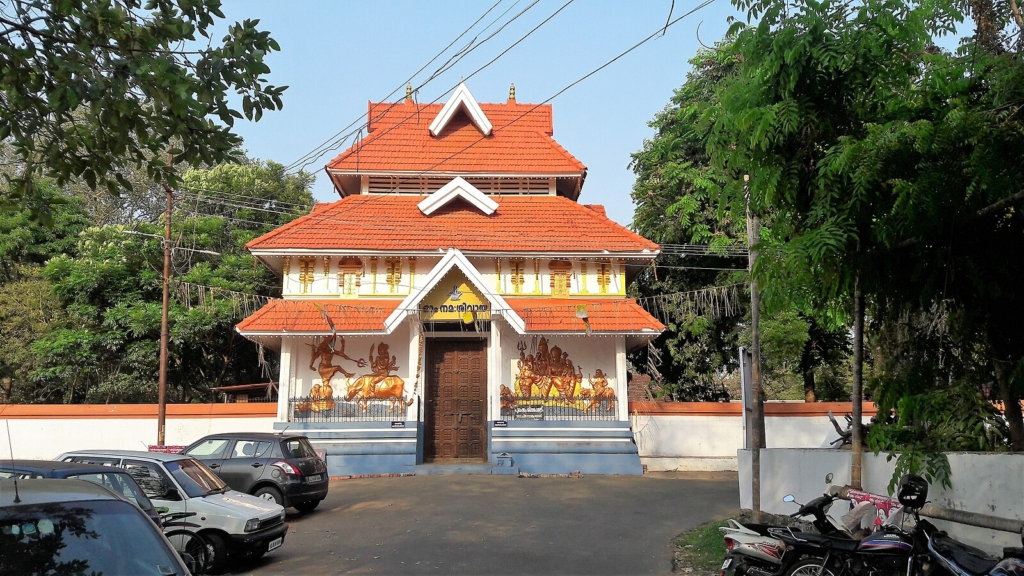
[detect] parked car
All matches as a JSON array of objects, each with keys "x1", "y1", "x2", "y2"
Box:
[
  {"x1": 56, "y1": 450, "x2": 287, "y2": 573},
  {"x1": 182, "y1": 432, "x2": 328, "y2": 512},
  {"x1": 0, "y1": 459, "x2": 161, "y2": 526},
  {"x1": 0, "y1": 478, "x2": 193, "y2": 575}
]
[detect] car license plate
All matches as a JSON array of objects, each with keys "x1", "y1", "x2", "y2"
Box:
[
  {"x1": 268, "y1": 537, "x2": 283, "y2": 552},
  {"x1": 721, "y1": 558, "x2": 732, "y2": 570},
  {"x1": 306, "y1": 474, "x2": 322, "y2": 483}
]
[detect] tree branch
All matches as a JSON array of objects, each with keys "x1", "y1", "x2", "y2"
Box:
[
  {"x1": 974, "y1": 189, "x2": 1024, "y2": 218},
  {"x1": 896, "y1": 190, "x2": 1024, "y2": 248},
  {"x1": 1009, "y1": 0, "x2": 1024, "y2": 31}
]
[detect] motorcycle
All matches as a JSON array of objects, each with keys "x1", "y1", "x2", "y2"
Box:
[
  {"x1": 719, "y1": 473, "x2": 866, "y2": 576},
  {"x1": 896, "y1": 474, "x2": 1024, "y2": 576},
  {"x1": 788, "y1": 474, "x2": 1024, "y2": 576}
]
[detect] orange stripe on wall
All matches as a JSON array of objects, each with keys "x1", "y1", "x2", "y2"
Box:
[
  {"x1": 0, "y1": 403, "x2": 277, "y2": 419},
  {"x1": 628, "y1": 401, "x2": 879, "y2": 417}
]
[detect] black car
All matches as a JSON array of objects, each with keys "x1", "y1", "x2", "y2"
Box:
[
  {"x1": 182, "y1": 433, "x2": 328, "y2": 512},
  {"x1": 0, "y1": 459, "x2": 162, "y2": 527},
  {"x1": 0, "y1": 479, "x2": 192, "y2": 575}
]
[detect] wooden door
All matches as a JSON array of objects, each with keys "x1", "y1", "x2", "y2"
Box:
[{"x1": 424, "y1": 339, "x2": 487, "y2": 461}]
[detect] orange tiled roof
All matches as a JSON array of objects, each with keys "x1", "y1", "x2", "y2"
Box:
[
  {"x1": 236, "y1": 299, "x2": 400, "y2": 334},
  {"x1": 245, "y1": 195, "x2": 659, "y2": 253},
  {"x1": 325, "y1": 101, "x2": 585, "y2": 175},
  {"x1": 505, "y1": 298, "x2": 664, "y2": 333}
]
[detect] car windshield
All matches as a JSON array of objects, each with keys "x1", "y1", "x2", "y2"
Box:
[
  {"x1": 166, "y1": 458, "x2": 227, "y2": 498},
  {"x1": 0, "y1": 500, "x2": 183, "y2": 575},
  {"x1": 282, "y1": 438, "x2": 317, "y2": 459}
]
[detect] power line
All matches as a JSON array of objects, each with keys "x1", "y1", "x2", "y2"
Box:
[
  {"x1": 282, "y1": 0, "x2": 506, "y2": 173},
  {"x1": 368, "y1": 0, "x2": 718, "y2": 196},
  {"x1": 659, "y1": 244, "x2": 749, "y2": 257},
  {"x1": 287, "y1": 0, "x2": 567, "y2": 175},
  {"x1": 284, "y1": 0, "x2": 549, "y2": 174}
]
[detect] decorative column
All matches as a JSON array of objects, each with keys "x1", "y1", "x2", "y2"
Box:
[
  {"x1": 614, "y1": 338, "x2": 628, "y2": 422},
  {"x1": 277, "y1": 340, "x2": 292, "y2": 422}
]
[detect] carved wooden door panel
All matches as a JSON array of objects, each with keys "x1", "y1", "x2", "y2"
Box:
[{"x1": 424, "y1": 339, "x2": 487, "y2": 461}]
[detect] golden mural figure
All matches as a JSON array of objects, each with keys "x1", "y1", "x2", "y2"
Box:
[
  {"x1": 500, "y1": 384, "x2": 516, "y2": 411},
  {"x1": 347, "y1": 343, "x2": 413, "y2": 412},
  {"x1": 584, "y1": 369, "x2": 615, "y2": 412},
  {"x1": 299, "y1": 336, "x2": 367, "y2": 413},
  {"x1": 514, "y1": 337, "x2": 601, "y2": 405}
]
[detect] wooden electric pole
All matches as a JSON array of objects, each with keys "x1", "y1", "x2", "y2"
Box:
[
  {"x1": 745, "y1": 174, "x2": 766, "y2": 521},
  {"x1": 157, "y1": 183, "x2": 173, "y2": 447},
  {"x1": 851, "y1": 276, "x2": 864, "y2": 488}
]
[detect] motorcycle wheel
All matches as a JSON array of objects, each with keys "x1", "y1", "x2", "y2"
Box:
[
  {"x1": 786, "y1": 558, "x2": 838, "y2": 576},
  {"x1": 721, "y1": 554, "x2": 775, "y2": 576}
]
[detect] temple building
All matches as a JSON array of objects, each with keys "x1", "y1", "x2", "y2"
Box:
[{"x1": 237, "y1": 83, "x2": 663, "y2": 475}]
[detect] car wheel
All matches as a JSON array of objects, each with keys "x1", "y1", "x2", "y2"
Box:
[
  {"x1": 294, "y1": 499, "x2": 321, "y2": 513},
  {"x1": 202, "y1": 532, "x2": 230, "y2": 575},
  {"x1": 254, "y1": 486, "x2": 284, "y2": 507}
]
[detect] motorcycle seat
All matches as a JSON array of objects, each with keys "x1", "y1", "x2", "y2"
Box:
[
  {"x1": 796, "y1": 532, "x2": 861, "y2": 553},
  {"x1": 934, "y1": 535, "x2": 999, "y2": 574}
]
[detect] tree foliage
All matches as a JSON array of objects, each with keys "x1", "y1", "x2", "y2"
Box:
[
  {"x1": 703, "y1": 0, "x2": 1024, "y2": 483},
  {"x1": 0, "y1": 0, "x2": 286, "y2": 207},
  {"x1": 0, "y1": 159, "x2": 313, "y2": 404},
  {"x1": 630, "y1": 42, "x2": 852, "y2": 401}
]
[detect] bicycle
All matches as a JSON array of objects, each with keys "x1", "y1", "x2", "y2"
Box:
[{"x1": 160, "y1": 511, "x2": 210, "y2": 575}]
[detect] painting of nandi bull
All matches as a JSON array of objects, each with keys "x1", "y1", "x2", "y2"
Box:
[
  {"x1": 347, "y1": 375, "x2": 412, "y2": 412},
  {"x1": 345, "y1": 343, "x2": 414, "y2": 412}
]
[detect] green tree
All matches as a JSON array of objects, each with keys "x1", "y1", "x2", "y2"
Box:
[
  {"x1": 22, "y1": 159, "x2": 313, "y2": 404},
  {"x1": 0, "y1": 0, "x2": 286, "y2": 208},
  {"x1": 710, "y1": 0, "x2": 1024, "y2": 482},
  {"x1": 629, "y1": 44, "x2": 748, "y2": 400},
  {"x1": 630, "y1": 42, "x2": 853, "y2": 401}
]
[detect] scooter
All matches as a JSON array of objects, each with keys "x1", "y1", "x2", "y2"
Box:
[
  {"x1": 719, "y1": 520, "x2": 787, "y2": 576},
  {"x1": 719, "y1": 474, "x2": 863, "y2": 576}
]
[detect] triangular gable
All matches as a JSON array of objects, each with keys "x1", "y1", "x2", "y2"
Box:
[
  {"x1": 384, "y1": 249, "x2": 525, "y2": 333},
  {"x1": 428, "y1": 82, "x2": 493, "y2": 137},
  {"x1": 417, "y1": 177, "x2": 498, "y2": 216}
]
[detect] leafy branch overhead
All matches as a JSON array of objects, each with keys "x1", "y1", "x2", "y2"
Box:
[{"x1": 0, "y1": 0, "x2": 286, "y2": 202}]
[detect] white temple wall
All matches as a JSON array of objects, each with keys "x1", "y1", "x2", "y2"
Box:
[{"x1": 284, "y1": 324, "x2": 414, "y2": 403}]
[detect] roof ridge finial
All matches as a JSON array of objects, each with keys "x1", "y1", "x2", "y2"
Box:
[
  {"x1": 509, "y1": 83, "x2": 516, "y2": 103},
  {"x1": 405, "y1": 84, "x2": 413, "y2": 103}
]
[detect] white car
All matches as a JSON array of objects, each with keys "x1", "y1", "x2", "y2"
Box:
[{"x1": 57, "y1": 450, "x2": 287, "y2": 573}]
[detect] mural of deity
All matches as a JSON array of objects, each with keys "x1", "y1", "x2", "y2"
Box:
[{"x1": 514, "y1": 337, "x2": 597, "y2": 405}]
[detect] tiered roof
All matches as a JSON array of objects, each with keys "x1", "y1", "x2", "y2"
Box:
[
  {"x1": 245, "y1": 195, "x2": 659, "y2": 254},
  {"x1": 325, "y1": 99, "x2": 585, "y2": 177}
]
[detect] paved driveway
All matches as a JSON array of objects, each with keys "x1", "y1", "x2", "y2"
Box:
[{"x1": 231, "y1": 472, "x2": 738, "y2": 575}]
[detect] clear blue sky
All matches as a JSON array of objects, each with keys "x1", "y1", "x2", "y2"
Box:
[{"x1": 218, "y1": 0, "x2": 744, "y2": 227}]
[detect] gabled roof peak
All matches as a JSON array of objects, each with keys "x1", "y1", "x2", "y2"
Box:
[
  {"x1": 429, "y1": 82, "x2": 492, "y2": 137},
  {"x1": 417, "y1": 177, "x2": 498, "y2": 216}
]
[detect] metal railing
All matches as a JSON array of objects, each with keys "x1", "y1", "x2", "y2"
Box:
[
  {"x1": 499, "y1": 395, "x2": 618, "y2": 421},
  {"x1": 217, "y1": 394, "x2": 276, "y2": 403},
  {"x1": 288, "y1": 396, "x2": 410, "y2": 422}
]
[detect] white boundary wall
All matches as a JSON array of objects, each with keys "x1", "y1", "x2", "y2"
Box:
[
  {"x1": 738, "y1": 448, "x2": 1024, "y2": 555},
  {"x1": 0, "y1": 407, "x2": 276, "y2": 460},
  {"x1": 631, "y1": 403, "x2": 873, "y2": 472}
]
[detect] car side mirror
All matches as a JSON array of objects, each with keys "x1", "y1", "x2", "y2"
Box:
[
  {"x1": 163, "y1": 487, "x2": 182, "y2": 502},
  {"x1": 783, "y1": 494, "x2": 796, "y2": 503}
]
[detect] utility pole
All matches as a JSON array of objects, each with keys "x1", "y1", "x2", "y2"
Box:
[
  {"x1": 745, "y1": 174, "x2": 766, "y2": 522},
  {"x1": 851, "y1": 275, "x2": 864, "y2": 488},
  {"x1": 157, "y1": 183, "x2": 173, "y2": 447}
]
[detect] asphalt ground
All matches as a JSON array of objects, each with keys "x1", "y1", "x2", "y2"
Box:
[{"x1": 228, "y1": 471, "x2": 738, "y2": 575}]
